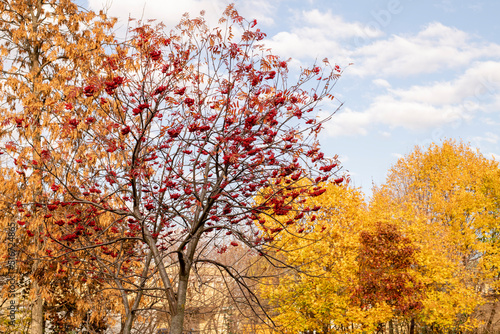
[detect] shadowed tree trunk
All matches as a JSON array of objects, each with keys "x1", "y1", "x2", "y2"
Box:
[{"x1": 409, "y1": 318, "x2": 415, "y2": 334}]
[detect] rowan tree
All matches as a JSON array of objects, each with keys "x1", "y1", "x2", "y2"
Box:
[
  {"x1": 8, "y1": 5, "x2": 345, "y2": 333},
  {"x1": 370, "y1": 139, "x2": 500, "y2": 332}
]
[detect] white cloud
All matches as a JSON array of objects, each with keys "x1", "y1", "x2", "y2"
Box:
[
  {"x1": 254, "y1": 9, "x2": 500, "y2": 79},
  {"x1": 322, "y1": 92, "x2": 467, "y2": 137},
  {"x1": 470, "y1": 132, "x2": 499, "y2": 145},
  {"x1": 263, "y1": 14, "x2": 500, "y2": 80},
  {"x1": 373, "y1": 79, "x2": 391, "y2": 88},
  {"x1": 301, "y1": 9, "x2": 383, "y2": 39},
  {"x1": 265, "y1": 9, "x2": 382, "y2": 66},
  {"x1": 321, "y1": 107, "x2": 371, "y2": 137},
  {"x1": 267, "y1": 31, "x2": 342, "y2": 60},
  {"x1": 389, "y1": 61, "x2": 500, "y2": 105},
  {"x1": 350, "y1": 22, "x2": 500, "y2": 77},
  {"x1": 367, "y1": 96, "x2": 467, "y2": 129},
  {"x1": 322, "y1": 60, "x2": 500, "y2": 136}
]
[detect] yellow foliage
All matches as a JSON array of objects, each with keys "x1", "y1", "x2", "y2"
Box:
[
  {"x1": 370, "y1": 139, "x2": 500, "y2": 331},
  {"x1": 260, "y1": 140, "x2": 500, "y2": 333},
  {"x1": 260, "y1": 182, "x2": 391, "y2": 333}
]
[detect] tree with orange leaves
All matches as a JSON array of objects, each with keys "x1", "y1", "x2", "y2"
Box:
[
  {"x1": 0, "y1": 0, "x2": 117, "y2": 332},
  {"x1": 353, "y1": 222, "x2": 423, "y2": 334}
]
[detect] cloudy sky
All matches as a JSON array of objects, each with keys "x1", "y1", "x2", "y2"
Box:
[{"x1": 83, "y1": 0, "x2": 500, "y2": 196}]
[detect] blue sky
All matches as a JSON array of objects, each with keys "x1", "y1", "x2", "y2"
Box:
[{"x1": 85, "y1": 0, "x2": 500, "y2": 196}]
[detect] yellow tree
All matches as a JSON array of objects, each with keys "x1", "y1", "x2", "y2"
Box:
[
  {"x1": 259, "y1": 181, "x2": 385, "y2": 333},
  {"x1": 0, "y1": 0, "x2": 116, "y2": 332},
  {"x1": 370, "y1": 139, "x2": 500, "y2": 332}
]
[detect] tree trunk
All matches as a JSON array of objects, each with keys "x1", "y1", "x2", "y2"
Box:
[
  {"x1": 389, "y1": 319, "x2": 394, "y2": 334},
  {"x1": 30, "y1": 229, "x2": 44, "y2": 334},
  {"x1": 31, "y1": 279, "x2": 44, "y2": 334},
  {"x1": 122, "y1": 311, "x2": 134, "y2": 334},
  {"x1": 170, "y1": 275, "x2": 190, "y2": 334},
  {"x1": 409, "y1": 318, "x2": 415, "y2": 334}
]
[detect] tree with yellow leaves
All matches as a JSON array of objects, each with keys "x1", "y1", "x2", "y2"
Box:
[
  {"x1": 259, "y1": 181, "x2": 381, "y2": 333},
  {"x1": 370, "y1": 139, "x2": 500, "y2": 332}
]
